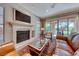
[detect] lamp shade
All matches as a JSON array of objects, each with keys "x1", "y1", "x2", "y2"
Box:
[{"x1": 41, "y1": 28, "x2": 44, "y2": 30}]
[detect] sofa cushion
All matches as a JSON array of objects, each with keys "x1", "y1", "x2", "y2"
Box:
[
  {"x1": 56, "y1": 40, "x2": 67, "y2": 44},
  {"x1": 68, "y1": 32, "x2": 78, "y2": 40},
  {"x1": 74, "y1": 48, "x2": 79, "y2": 56},
  {"x1": 72, "y1": 34, "x2": 79, "y2": 51},
  {"x1": 56, "y1": 40, "x2": 74, "y2": 54},
  {"x1": 53, "y1": 48, "x2": 72, "y2": 56}
]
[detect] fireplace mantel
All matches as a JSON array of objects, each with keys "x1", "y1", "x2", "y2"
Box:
[
  {"x1": 7, "y1": 20, "x2": 33, "y2": 27},
  {"x1": 7, "y1": 20, "x2": 33, "y2": 50}
]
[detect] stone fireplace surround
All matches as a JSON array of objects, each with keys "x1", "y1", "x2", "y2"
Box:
[{"x1": 8, "y1": 20, "x2": 34, "y2": 50}]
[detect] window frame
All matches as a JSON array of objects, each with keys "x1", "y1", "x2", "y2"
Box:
[
  {"x1": 0, "y1": 7, "x2": 5, "y2": 45},
  {"x1": 54, "y1": 17, "x2": 76, "y2": 36},
  {"x1": 45, "y1": 22, "x2": 52, "y2": 32}
]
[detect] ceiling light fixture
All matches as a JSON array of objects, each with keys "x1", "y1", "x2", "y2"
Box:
[{"x1": 46, "y1": 10, "x2": 48, "y2": 12}]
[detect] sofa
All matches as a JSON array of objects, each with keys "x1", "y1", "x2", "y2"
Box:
[{"x1": 53, "y1": 33, "x2": 79, "y2": 56}]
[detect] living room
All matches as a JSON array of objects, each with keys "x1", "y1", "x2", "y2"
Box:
[{"x1": 0, "y1": 3, "x2": 79, "y2": 56}]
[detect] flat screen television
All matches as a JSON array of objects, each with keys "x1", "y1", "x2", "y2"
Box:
[
  {"x1": 15, "y1": 10, "x2": 31, "y2": 23},
  {"x1": 16, "y1": 30, "x2": 30, "y2": 43}
]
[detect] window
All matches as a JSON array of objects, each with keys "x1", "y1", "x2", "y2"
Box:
[
  {"x1": 54, "y1": 18, "x2": 75, "y2": 36},
  {"x1": 34, "y1": 23, "x2": 40, "y2": 37},
  {"x1": 0, "y1": 7, "x2": 4, "y2": 45},
  {"x1": 58, "y1": 19, "x2": 68, "y2": 36},
  {"x1": 45, "y1": 22, "x2": 51, "y2": 32},
  {"x1": 69, "y1": 19, "x2": 75, "y2": 35}
]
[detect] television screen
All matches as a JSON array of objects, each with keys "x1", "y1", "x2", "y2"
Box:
[
  {"x1": 16, "y1": 30, "x2": 30, "y2": 43},
  {"x1": 15, "y1": 10, "x2": 31, "y2": 23}
]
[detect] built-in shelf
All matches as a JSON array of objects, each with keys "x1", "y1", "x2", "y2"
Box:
[{"x1": 7, "y1": 20, "x2": 33, "y2": 27}]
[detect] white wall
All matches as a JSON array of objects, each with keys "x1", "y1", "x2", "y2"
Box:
[
  {"x1": 31, "y1": 15, "x2": 40, "y2": 39},
  {"x1": 0, "y1": 4, "x2": 40, "y2": 50}
]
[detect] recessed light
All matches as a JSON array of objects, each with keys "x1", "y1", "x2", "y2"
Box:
[{"x1": 46, "y1": 10, "x2": 48, "y2": 12}]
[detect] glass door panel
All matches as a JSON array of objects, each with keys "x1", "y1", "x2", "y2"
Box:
[
  {"x1": 68, "y1": 18, "x2": 75, "y2": 35},
  {"x1": 45, "y1": 22, "x2": 51, "y2": 32},
  {"x1": 59, "y1": 19, "x2": 68, "y2": 36}
]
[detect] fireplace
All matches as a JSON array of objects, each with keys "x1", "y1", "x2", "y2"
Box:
[
  {"x1": 16, "y1": 30, "x2": 30, "y2": 43},
  {"x1": 8, "y1": 14, "x2": 33, "y2": 49}
]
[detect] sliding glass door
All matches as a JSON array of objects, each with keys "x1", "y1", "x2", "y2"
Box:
[
  {"x1": 45, "y1": 22, "x2": 51, "y2": 32},
  {"x1": 58, "y1": 19, "x2": 68, "y2": 36},
  {"x1": 54, "y1": 18, "x2": 75, "y2": 36},
  {"x1": 68, "y1": 18, "x2": 75, "y2": 35}
]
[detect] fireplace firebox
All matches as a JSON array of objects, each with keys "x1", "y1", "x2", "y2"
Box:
[{"x1": 16, "y1": 30, "x2": 30, "y2": 43}]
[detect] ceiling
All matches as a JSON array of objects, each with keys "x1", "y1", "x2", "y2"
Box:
[{"x1": 11, "y1": 3, "x2": 79, "y2": 18}]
